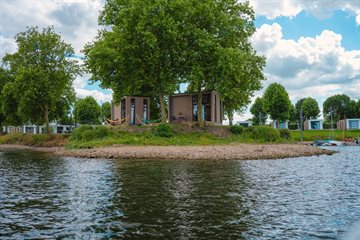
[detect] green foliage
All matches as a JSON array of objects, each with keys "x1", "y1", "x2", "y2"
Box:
[
  {"x1": 252, "y1": 125, "x2": 280, "y2": 142},
  {"x1": 250, "y1": 97, "x2": 268, "y2": 125},
  {"x1": 263, "y1": 83, "x2": 291, "y2": 123},
  {"x1": 279, "y1": 128, "x2": 292, "y2": 139},
  {"x1": 289, "y1": 104, "x2": 298, "y2": 125},
  {"x1": 229, "y1": 125, "x2": 244, "y2": 135},
  {"x1": 323, "y1": 94, "x2": 352, "y2": 121},
  {"x1": 74, "y1": 96, "x2": 101, "y2": 124},
  {"x1": 1, "y1": 26, "x2": 79, "y2": 131},
  {"x1": 71, "y1": 125, "x2": 111, "y2": 142},
  {"x1": 85, "y1": 0, "x2": 265, "y2": 125},
  {"x1": 301, "y1": 97, "x2": 320, "y2": 120},
  {"x1": 291, "y1": 130, "x2": 360, "y2": 141},
  {"x1": 101, "y1": 102, "x2": 111, "y2": 120},
  {"x1": 71, "y1": 125, "x2": 94, "y2": 141},
  {"x1": 154, "y1": 124, "x2": 174, "y2": 138}
]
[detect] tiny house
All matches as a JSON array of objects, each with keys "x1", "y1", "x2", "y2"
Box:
[
  {"x1": 111, "y1": 96, "x2": 150, "y2": 125},
  {"x1": 304, "y1": 119, "x2": 324, "y2": 130},
  {"x1": 168, "y1": 91, "x2": 223, "y2": 126},
  {"x1": 271, "y1": 120, "x2": 289, "y2": 129},
  {"x1": 337, "y1": 119, "x2": 360, "y2": 130},
  {"x1": 237, "y1": 121, "x2": 253, "y2": 128}
]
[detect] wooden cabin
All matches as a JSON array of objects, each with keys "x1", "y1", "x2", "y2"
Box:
[
  {"x1": 304, "y1": 119, "x2": 323, "y2": 130},
  {"x1": 168, "y1": 91, "x2": 223, "y2": 126},
  {"x1": 337, "y1": 118, "x2": 360, "y2": 130},
  {"x1": 111, "y1": 96, "x2": 150, "y2": 125}
]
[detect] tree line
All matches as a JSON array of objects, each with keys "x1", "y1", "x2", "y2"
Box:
[
  {"x1": 250, "y1": 83, "x2": 360, "y2": 128},
  {"x1": 0, "y1": 0, "x2": 266, "y2": 132}
]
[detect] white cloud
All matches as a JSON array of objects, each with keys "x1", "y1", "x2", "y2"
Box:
[{"x1": 248, "y1": 0, "x2": 360, "y2": 22}]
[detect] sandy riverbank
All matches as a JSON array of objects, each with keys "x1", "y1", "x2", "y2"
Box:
[{"x1": 0, "y1": 143, "x2": 335, "y2": 160}]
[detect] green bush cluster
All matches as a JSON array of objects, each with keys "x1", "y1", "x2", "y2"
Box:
[
  {"x1": 252, "y1": 125, "x2": 280, "y2": 142},
  {"x1": 154, "y1": 124, "x2": 174, "y2": 138},
  {"x1": 229, "y1": 125, "x2": 244, "y2": 135},
  {"x1": 279, "y1": 128, "x2": 292, "y2": 139},
  {"x1": 71, "y1": 125, "x2": 111, "y2": 141}
]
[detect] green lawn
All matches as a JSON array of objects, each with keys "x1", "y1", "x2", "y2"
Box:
[{"x1": 291, "y1": 129, "x2": 360, "y2": 141}]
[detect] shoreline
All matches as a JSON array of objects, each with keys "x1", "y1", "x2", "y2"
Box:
[{"x1": 0, "y1": 143, "x2": 335, "y2": 160}]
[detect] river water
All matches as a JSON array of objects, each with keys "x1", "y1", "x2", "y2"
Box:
[{"x1": 0, "y1": 147, "x2": 360, "y2": 239}]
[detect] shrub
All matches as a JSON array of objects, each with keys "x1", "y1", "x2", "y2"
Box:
[
  {"x1": 252, "y1": 125, "x2": 280, "y2": 142},
  {"x1": 81, "y1": 130, "x2": 98, "y2": 141},
  {"x1": 94, "y1": 125, "x2": 111, "y2": 139},
  {"x1": 154, "y1": 124, "x2": 174, "y2": 138},
  {"x1": 279, "y1": 128, "x2": 292, "y2": 139},
  {"x1": 229, "y1": 125, "x2": 244, "y2": 135},
  {"x1": 71, "y1": 125, "x2": 94, "y2": 141}
]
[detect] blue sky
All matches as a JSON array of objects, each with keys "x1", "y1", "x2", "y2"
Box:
[{"x1": 0, "y1": 0, "x2": 359, "y2": 122}]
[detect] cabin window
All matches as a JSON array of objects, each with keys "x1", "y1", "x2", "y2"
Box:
[
  {"x1": 130, "y1": 98, "x2": 136, "y2": 124},
  {"x1": 311, "y1": 121, "x2": 320, "y2": 130},
  {"x1": 349, "y1": 120, "x2": 359, "y2": 129},
  {"x1": 143, "y1": 99, "x2": 148, "y2": 122},
  {"x1": 203, "y1": 94, "x2": 211, "y2": 122},
  {"x1": 121, "y1": 98, "x2": 126, "y2": 119}
]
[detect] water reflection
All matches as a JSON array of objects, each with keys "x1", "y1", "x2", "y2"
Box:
[{"x1": 0, "y1": 147, "x2": 360, "y2": 239}]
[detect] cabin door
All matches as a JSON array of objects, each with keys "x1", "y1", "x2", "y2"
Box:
[
  {"x1": 130, "y1": 98, "x2": 136, "y2": 124},
  {"x1": 143, "y1": 99, "x2": 148, "y2": 122}
]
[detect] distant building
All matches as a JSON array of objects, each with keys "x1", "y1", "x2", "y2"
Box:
[
  {"x1": 304, "y1": 119, "x2": 324, "y2": 130},
  {"x1": 237, "y1": 121, "x2": 252, "y2": 127},
  {"x1": 111, "y1": 96, "x2": 150, "y2": 125},
  {"x1": 2, "y1": 123, "x2": 73, "y2": 134},
  {"x1": 337, "y1": 118, "x2": 360, "y2": 130},
  {"x1": 168, "y1": 91, "x2": 223, "y2": 126},
  {"x1": 271, "y1": 120, "x2": 289, "y2": 129}
]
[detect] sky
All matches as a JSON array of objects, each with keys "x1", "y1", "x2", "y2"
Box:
[{"x1": 0, "y1": 0, "x2": 359, "y2": 122}]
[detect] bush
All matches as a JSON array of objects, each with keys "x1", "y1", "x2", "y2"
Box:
[
  {"x1": 229, "y1": 125, "x2": 244, "y2": 135},
  {"x1": 252, "y1": 125, "x2": 280, "y2": 142},
  {"x1": 154, "y1": 124, "x2": 174, "y2": 138},
  {"x1": 94, "y1": 125, "x2": 111, "y2": 139},
  {"x1": 279, "y1": 128, "x2": 292, "y2": 139},
  {"x1": 71, "y1": 125, "x2": 94, "y2": 141},
  {"x1": 81, "y1": 130, "x2": 98, "y2": 141}
]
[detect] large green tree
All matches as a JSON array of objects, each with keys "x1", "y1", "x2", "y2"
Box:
[
  {"x1": 263, "y1": 83, "x2": 291, "y2": 127},
  {"x1": 182, "y1": 0, "x2": 265, "y2": 127},
  {"x1": 323, "y1": 94, "x2": 351, "y2": 121},
  {"x1": 2, "y1": 26, "x2": 79, "y2": 133},
  {"x1": 84, "y1": 0, "x2": 265, "y2": 127},
  {"x1": 250, "y1": 97, "x2": 267, "y2": 125},
  {"x1": 74, "y1": 96, "x2": 101, "y2": 125},
  {"x1": 83, "y1": 0, "x2": 185, "y2": 123},
  {"x1": 301, "y1": 97, "x2": 320, "y2": 120}
]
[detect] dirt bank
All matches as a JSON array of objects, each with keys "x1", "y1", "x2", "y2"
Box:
[{"x1": 0, "y1": 143, "x2": 335, "y2": 160}]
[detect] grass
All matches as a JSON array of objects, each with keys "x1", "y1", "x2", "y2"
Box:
[
  {"x1": 4, "y1": 126, "x2": 357, "y2": 149},
  {"x1": 0, "y1": 133, "x2": 69, "y2": 147},
  {"x1": 291, "y1": 129, "x2": 360, "y2": 141}
]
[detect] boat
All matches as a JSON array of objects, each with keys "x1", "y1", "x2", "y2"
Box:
[{"x1": 312, "y1": 140, "x2": 344, "y2": 146}]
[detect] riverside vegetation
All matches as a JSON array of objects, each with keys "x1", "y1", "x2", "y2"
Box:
[{"x1": 1, "y1": 124, "x2": 359, "y2": 149}]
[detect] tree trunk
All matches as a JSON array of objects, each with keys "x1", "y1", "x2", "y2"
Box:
[
  {"x1": 44, "y1": 105, "x2": 50, "y2": 134},
  {"x1": 228, "y1": 112, "x2": 234, "y2": 126},
  {"x1": 159, "y1": 93, "x2": 167, "y2": 123}
]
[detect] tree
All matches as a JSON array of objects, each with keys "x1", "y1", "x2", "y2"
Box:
[
  {"x1": 301, "y1": 97, "x2": 320, "y2": 120},
  {"x1": 263, "y1": 83, "x2": 291, "y2": 127},
  {"x1": 250, "y1": 97, "x2": 267, "y2": 125},
  {"x1": 84, "y1": 0, "x2": 265, "y2": 127},
  {"x1": 83, "y1": 0, "x2": 185, "y2": 123},
  {"x1": 295, "y1": 98, "x2": 306, "y2": 118},
  {"x1": 74, "y1": 96, "x2": 101, "y2": 125},
  {"x1": 2, "y1": 26, "x2": 79, "y2": 133},
  {"x1": 323, "y1": 94, "x2": 351, "y2": 121},
  {"x1": 182, "y1": 0, "x2": 265, "y2": 127},
  {"x1": 101, "y1": 102, "x2": 112, "y2": 121}
]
